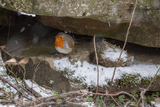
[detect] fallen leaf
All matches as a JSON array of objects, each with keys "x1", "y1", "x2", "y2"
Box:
[
  {"x1": 18, "y1": 58, "x2": 29, "y2": 65},
  {"x1": 4, "y1": 58, "x2": 18, "y2": 66}
]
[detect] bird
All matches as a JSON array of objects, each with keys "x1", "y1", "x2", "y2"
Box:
[{"x1": 54, "y1": 32, "x2": 75, "y2": 54}]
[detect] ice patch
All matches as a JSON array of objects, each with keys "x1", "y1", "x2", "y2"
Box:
[{"x1": 18, "y1": 12, "x2": 36, "y2": 17}]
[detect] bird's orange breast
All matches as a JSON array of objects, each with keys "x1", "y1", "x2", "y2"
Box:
[{"x1": 54, "y1": 35, "x2": 66, "y2": 48}]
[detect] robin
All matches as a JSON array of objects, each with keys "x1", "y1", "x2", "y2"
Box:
[{"x1": 54, "y1": 32, "x2": 75, "y2": 54}]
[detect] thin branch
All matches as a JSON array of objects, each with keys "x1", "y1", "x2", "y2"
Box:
[
  {"x1": 139, "y1": 88, "x2": 147, "y2": 107},
  {"x1": 31, "y1": 61, "x2": 42, "y2": 94},
  {"x1": 18, "y1": 82, "x2": 36, "y2": 97},
  {"x1": 146, "y1": 68, "x2": 160, "y2": 90},
  {"x1": 103, "y1": 85, "x2": 120, "y2": 107},
  {"x1": 111, "y1": 96, "x2": 120, "y2": 107},
  {"x1": 87, "y1": 91, "x2": 137, "y2": 102},
  {"x1": 110, "y1": 0, "x2": 138, "y2": 86},
  {"x1": 93, "y1": 35, "x2": 99, "y2": 93},
  {"x1": 24, "y1": 89, "x2": 137, "y2": 106},
  {"x1": 0, "y1": 99, "x2": 14, "y2": 104},
  {"x1": 32, "y1": 101, "x2": 56, "y2": 107},
  {"x1": 1, "y1": 48, "x2": 15, "y2": 59},
  {"x1": 58, "y1": 93, "x2": 87, "y2": 105},
  {"x1": 0, "y1": 75, "x2": 32, "y2": 101},
  {"x1": 24, "y1": 89, "x2": 88, "y2": 106},
  {"x1": 136, "y1": 68, "x2": 160, "y2": 106}
]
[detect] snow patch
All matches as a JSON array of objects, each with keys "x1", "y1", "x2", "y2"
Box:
[
  {"x1": 101, "y1": 47, "x2": 128, "y2": 62},
  {"x1": 112, "y1": 6, "x2": 117, "y2": 15},
  {"x1": 0, "y1": 1, "x2": 5, "y2": 6},
  {"x1": 0, "y1": 104, "x2": 15, "y2": 107},
  {"x1": 53, "y1": 57, "x2": 160, "y2": 87},
  {"x1": 116, "y1": 17, "x2": 121, "y2": 25},
  {"x1": 0, "y1": 53, "x2": 54, "y2": 100},
  {"x1": 81, "y1": 102, "x2": 95, "y2": 107},
  {"x1": 151, "y1": 101, "x2": 160, "y2": 107},
  {"x1": 24, "y1": 80, "x2": 54, "y2": 97}
]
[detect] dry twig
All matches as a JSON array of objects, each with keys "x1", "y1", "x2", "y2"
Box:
[
  {"x1": 87, "y1": 91, "x2": 137, "y2": 102},
  {"x1": 136, "y1": 68, "x2": 160, "y2": 106},
  {"x1": 0, "y1": 99, "x2": 14, "y2": 104},
  {"x1": 93, "y1": 35, "x2": 99, "y2": 93},
  {"x1": 0, "y1": 75, "x2": 31, "y2": 100},
  {"x1": 110, "y1": 0, "x2": 138, "y2": 86},
  {"x1": 24, "y1": 89, "x2": 137, "y2": 106},
  {"x1": 24, "y1": 89, "x2": 88, "y2": 106},
  {"x1": 31, "y1": 61, "x2": 42, "y2": 94},
  {"x1": 139, "y1": 88, "x2": 147, "y2": 107},
  {"x1": 103, "y1": 85, "x2": 120, "y2": 107}
]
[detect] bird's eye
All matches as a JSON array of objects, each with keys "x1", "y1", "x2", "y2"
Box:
[{"x1": 60, "y1": 36, "x2": 63, "y2": 39}]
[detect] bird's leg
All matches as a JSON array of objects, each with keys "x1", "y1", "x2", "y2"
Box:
[{"x1": 68, "y1": 54, "x2": 73, "y2": 61}]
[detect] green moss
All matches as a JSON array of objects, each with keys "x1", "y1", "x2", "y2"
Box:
[
  {"x1": 111, "y1": 0, "x2": 114, "y2": 2},
  {"x1": 90, "y1": 0, "x2": 97, "y2": 3},
  {"x1": 119, "y1": 73, "x2": 141, "y2": 87},
  {"x1": 53, "y1": 0, "x2": 59, "y2": 2},
  {"x1": 61, "y1": 68, "x2": 75, "y2": 77},
  {"x1": 73, "y1": 76, "x2": 86, "y2": 83},
  {"x1": 61, "y1": 68, "x2": 86, "y2": 83},
  {"x1": 115, "y1": 73, "x2": 152, "y2": 88}
]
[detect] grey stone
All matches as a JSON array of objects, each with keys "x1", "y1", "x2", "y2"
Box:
[{"x1": 0, "y1": 0, "x2": 160, "y2": 47}]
